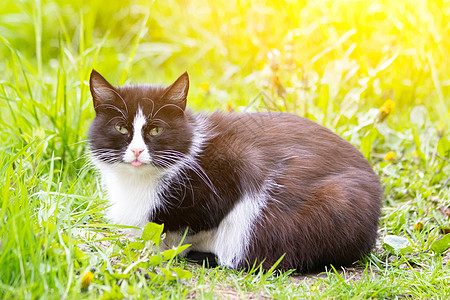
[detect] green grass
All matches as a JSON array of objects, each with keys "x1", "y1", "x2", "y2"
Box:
[{"x1": 1, "y1": 0, "x2": 450, "y2": 298}]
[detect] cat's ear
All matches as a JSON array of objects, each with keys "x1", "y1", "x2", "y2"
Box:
[
  {"x1": 89, "y1": 69, "x2": 117, "y2": 110},
  {"x1": 162, "y1": 72, "x2": 189, "y2": 111}
]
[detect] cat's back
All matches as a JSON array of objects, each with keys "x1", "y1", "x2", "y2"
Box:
[
  {"x1": 206, "y1": 111, "x2": 351, "y2": 148},
  {"x1": 199, "y1": 111, "x2": 382, "y2": 271},
  {"x1": 203, "y1": 111, "x2": 371, "y2": 173}
]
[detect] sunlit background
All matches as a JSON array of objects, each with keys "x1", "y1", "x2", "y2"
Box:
[
  {"x1": 1, "y1": 0, "x2": 449, "y2": 188},
  {"x1": 2, "y1": 1, "x2": 449, "y2": 112}
]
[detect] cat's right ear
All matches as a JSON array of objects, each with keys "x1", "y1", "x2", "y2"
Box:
[
  {"x1": 162, "y1": 72, "x2": 189, "y2": 111},
  {"x1": 90, "y1": 70, "x2": 117, "y2": 110}
]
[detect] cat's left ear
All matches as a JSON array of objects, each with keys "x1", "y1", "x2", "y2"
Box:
[
  {"x1": 162, "y1": 72, "x2": 189, "y2": 111},
  {"x1": 90, "y1": 69, "x2": 118, "y2": 110}
]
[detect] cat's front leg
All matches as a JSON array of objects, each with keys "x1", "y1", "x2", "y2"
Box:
[
  {"x1": 162, "y1": 229, "x2": 217, "y2": 256},
  {"x1": 163, "y1": 229, "x2": 220, "y2": 267},
  {"x1": 161, "y1": 231, "x2": 188, "y2": 255}
]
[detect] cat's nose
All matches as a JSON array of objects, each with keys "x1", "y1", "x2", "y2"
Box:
[{"x1": 131, "y1": 148, "x2": 144, "y2": 158}]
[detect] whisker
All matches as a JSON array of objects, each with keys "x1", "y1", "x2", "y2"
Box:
[
  {"x1": 151, "y1": 118, "x2": 171, "y2": 128},
  {"x1": 154, "y1": 150, "x2": 218, "y2": 196},
  {"x1": 105, "y1": 87, "x2": 129, "y2": 115},
  {"x1": 153, "y1": 103, "x2": 184, "y2": 118},
  {"x1": 95, "y1": 103, "x2": 128, "y2": 121},
  {"x1": 106, "y1": 116, "x2": 127, "y2": 126},
  {"x1": 142, "y1": 98, "x2": 155, "y2": 119}
]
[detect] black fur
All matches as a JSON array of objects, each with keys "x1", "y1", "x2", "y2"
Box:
[{"x1": 88, "y1": 70, "x2": 383, "y2": 273}]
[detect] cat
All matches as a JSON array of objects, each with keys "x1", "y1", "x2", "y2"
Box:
[{"x1": 88, "y1": 69, "x2": 382, "y2": 272}]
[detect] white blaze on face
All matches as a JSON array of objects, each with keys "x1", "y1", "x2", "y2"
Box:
[{"x1": 123, "y1": 108, "x2": 151, "y2": 166}]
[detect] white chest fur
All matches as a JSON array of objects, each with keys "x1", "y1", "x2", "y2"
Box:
[{"x1": 98, "y1": 162, "x2": 166, "y2": 229}]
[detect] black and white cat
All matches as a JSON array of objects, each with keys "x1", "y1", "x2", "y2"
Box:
[{"x1": 88, "y1": 69, "x2": 382, "y2": 272}]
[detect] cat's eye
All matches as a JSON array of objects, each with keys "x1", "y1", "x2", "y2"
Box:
[
  {"x1": 150, "y1": 127, "x2": 164, "y2": 136},
  {"x1": 114, "y1": 124, "x2": 129, "y2": 135}
]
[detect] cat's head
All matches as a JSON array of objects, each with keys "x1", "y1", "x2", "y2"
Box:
[{"x1": 88, "y1": 70, "x2": 194, "y2": 170}]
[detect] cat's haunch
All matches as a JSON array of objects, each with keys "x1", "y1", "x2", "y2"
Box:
[{"x1": 88, "y1": 69, "x2": 382, "y2": 272}]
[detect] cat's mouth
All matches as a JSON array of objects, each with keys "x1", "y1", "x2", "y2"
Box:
[{"x1": 131, "y1": 160, "x2": 143, "y2": 167}]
